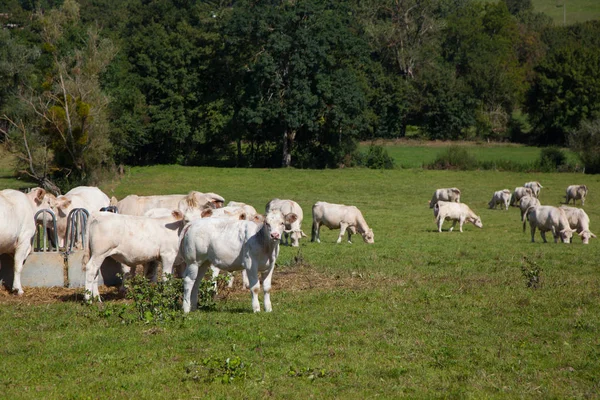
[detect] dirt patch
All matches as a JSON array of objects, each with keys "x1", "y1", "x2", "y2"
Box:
[{"x1": 0, "y1": 284, "x2": 124, "y2": 305}]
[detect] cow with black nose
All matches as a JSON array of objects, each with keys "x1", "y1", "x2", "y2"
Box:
[{"x1": 180, "y1": 209, "x2": 298, "y2": 313}]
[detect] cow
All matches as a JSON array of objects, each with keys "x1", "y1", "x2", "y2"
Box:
[
  {"x1": 311, "y1": 201, "x2": 374, "y2": 244},
  {"x1": 524, "y1": 181, "x2": 543, "y2": 198},
  {"x1": 114, "y1": 191, "x2": 224, "y2": 216},
  {"x1": 226, "y1": 201, "x2": 258, "y2": 220},
  {"x1": 488, "y1": 189, "x2": 511, "y2": 210},
  {"x1": 49, "y1": 186, "x2": 111, "y2": 248},
  {"x1": 429, "y1": 188, "x2": 461, "y2": 208},
  {"x1": 180, "y1": 209, "x2": 298, "y2": 313},
  {"x1": 523, "y1": 205, "x2": 574, "y2": 243},
  {"x1": 560, "y1": 205, "x2": 596, "y2": 244},
  {"x1": 265, "y1": 199, "x2": 306, "y2": 246},
  {"x1": 83, "y1": 210, "x2": 191, "y2": 301},
  {"x1": 565, "y1": 185, "x2": 588, "y2": 206},
  {"x1": 510, "y1": 186, "x2": 534, "y2": 207},
  {"x1": 0, "y1": 189, "x2": 37, "y2": 295},
  {"x1": 433, "y1": 201, "x2": 482, "y2": 233},
  {"x1": 518, "y1": 195, "x2": 541, "y2": 222}
]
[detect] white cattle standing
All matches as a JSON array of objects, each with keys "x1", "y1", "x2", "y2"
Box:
[
  {"x1": 83, "y1": 210, "x2": 191, "y2": 301},
  {"x1": 510, "y1": 186, "x2": 534, "y2": 206},
  {"x1": 311, "y1": 201, "x2": 374, "y2": 244},
  {"x1": 429, "y1": 188, "x2": 461, "y2": 208},
  {"x1": 524, "y1": 205, "x2": 574, "y2": 243},
  {"x1": 433, "y1": 201, "x2": 483, "y2": 232},
  {"x1": 565, "y1": 185, "x2": 588, "y2": 206},
  {"x1": 560, "y1": 205, "x2": 596, "y2": 244},
  {"x1": 518, "y1": 195, "x2": 541, "y2": 222},
  {"x1": 265, "y1": 199, "x2": 306, "y2": 246},
  {"x1": 114, "y1": 191, "x2": 224, "y2": 216},
  {"x1": 488, "y1": 189, "x2": 511, "y2": 210},
  {"x1": 0, "y1": 189, "x2": 37, "y2": 295},
  {"x1": 524, "y1": 181, "x2": 543, "y2": 198},
  {"x1": 180, "y1": 210, "x2": 298, "y2": 313}
]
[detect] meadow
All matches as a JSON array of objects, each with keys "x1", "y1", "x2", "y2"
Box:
[{"x1": 1, "y1": 150, "x2": 600, "y2": 398}]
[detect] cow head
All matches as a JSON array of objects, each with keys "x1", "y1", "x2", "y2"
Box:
[
  {"x1": 470, "y1": 216, "x2": 483, "y2": 229},
  {"x1": 49, "y1": 196, "x2": 73, "y2": 217},
  {"x1": 264, "y1": 211, "x2": 297, "y2": 242},
  {"x1": 559, "y1": 228, "x2": 575, "y2": 243},
  {"x1": 361, "y1": 229, "x2": 375, "y2": 244},
  {"x1": 579, "y1": 230, "x2": 597, "y2": 244}
]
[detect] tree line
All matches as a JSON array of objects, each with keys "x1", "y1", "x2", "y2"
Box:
[{"x1": 1, "y1": 0, "x2": 600, "y2": 190}]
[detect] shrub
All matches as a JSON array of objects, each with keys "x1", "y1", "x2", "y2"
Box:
[
  {"x1": 537, "y1": 147, "x2": 566, "y2": 172},
  {"x1": 569, "y1": 119, "x2": 600, "y2": 174},
  {"x1": 426, "y1": 145, "x2": 478, "y2": 170},
  {"x1": 363, "y1": 144, "x2": 395, "y2": 169},
  {"x1": 125, "y1": 274, "x2": 184, "y2": 323}
]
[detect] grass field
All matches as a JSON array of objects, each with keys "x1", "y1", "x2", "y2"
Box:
[{"x1": 1, "y1": 162, "x2": 599, "y2": 398}]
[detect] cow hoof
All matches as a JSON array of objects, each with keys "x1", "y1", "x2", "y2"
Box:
[{"x1": 14, "y1": 289, "x2": 24, "y2": 296}]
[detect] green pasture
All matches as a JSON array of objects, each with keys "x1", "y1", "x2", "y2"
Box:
[
  {"x1": 2, "y1": 164, "x2": 600, "y2": 399},
  {"x1": 480, "y1": 0, "x2": 600, "y2": 24}
]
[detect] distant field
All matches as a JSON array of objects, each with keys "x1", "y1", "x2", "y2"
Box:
[{"x1": 481, "y1": 0, "x2": 600, "y2": 24}]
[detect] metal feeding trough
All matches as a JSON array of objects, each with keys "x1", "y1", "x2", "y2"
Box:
[{"x1": 0, "y1": 208, "x2": 122, "y2": 291}]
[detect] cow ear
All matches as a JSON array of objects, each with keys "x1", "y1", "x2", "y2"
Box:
[
  {"x1": 252, "y1": 214, "x2": 265, "y2": 224},
  {"x1": 201, "y1": 209, "x2": 213, "y2": 218},
  {"x1": 58, "y1": 197, "x2": 71, "y2": 209},
  {"x1": 238, "y1": 213, "x2": 246, "y2": 220},
  {"x1": 35, "y1": 188, "x2": 46, "y2": 203},
  {"x1": 284, "y1": 213, "x2": 298, "y2": 225},
  {"x1": 591, "y1": 232, "x2": 597, "y2": 238},
  {"x1": 171, "y1": 210, "x2": 184, "y2": 220},
  {"x1": 211, "y1": 200, "x2": 224, "y2": 209}
]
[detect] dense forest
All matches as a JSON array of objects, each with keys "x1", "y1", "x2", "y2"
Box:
[{"x1": 1, "y1": 0, "x2": 600, "y2": 189}]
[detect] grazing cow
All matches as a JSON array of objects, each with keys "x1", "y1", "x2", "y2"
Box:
[
  {"x1": 433, "y1": 201, "x2": 482, "y2": 232},
  {"x1": 114, "y1": 191, "x2": 224, "y2": 216},
  {"x1": 265, "y1": 199, "x2": 306, "y2": 246},
  {"x1": 560, "y1": 205, "x2": 596, "y2": 244},
  {"x1": 226, "y1": 201, "x2": 258, "y2": 220},
  {"x1": 180, "y1": 210, "x2": 298, "y2": 313},
  {"x1": 524, "y1": 181, "x2": 543, "y2": 198},
  {"x1": 565, "y1": 185, "x2": 588, "y2": 206},
  {"x1": 429, "y1": 188, "x2": 461, "y2": 208},
  {"x1": 488, "y1": 189, "x2": 511, "y2": 210},
  {"x1": 524, "y1": 205, "x2": 574, "y2": 243},
  {"x1": 510, "y1": 186, "x2": 534, "y2": 206},
  {"x1": 49, "y1": 186, "x2": 111, "y2": 248},
  {"x1": 518, "y1": 195, "x2": 541, "y2": 222},
  {"x1": 0, "y1": 189, "x2": 37, "y2": 295},
  {"x1": 83, "y1": 210, "x2": 191, "y2": 301},
  {"x1": 311, "y1": 201, "x2": 374, "y2": 244}
]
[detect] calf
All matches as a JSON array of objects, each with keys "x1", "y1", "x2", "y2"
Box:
[
  {"x1": 488, "y1": 189, "x2": 511, "y2": 210},
  {"x1": 524, "y1": 205, "x2": 574, "y2": 243},
  {"x1": 180, "y1": 210, "x2": 298, "y2": 313},
  {"x1": 565, "y1": 185, "x2": 588, "y2": 206},
  {"x1": 311, "y1": 201, "x2": 374, "y2": 244},
  {"x1": 265, "y1": 199, "x2": 306, "y2": 246},
  {"x1": 433, "y1": 201, "x2": 482, "y2": 232},
  {"x1": 429, "y1": 188, "x2": 461, "y2": 208},
  {"x1": 560, "y1": 205, "x2": 596, "y2": 244},
  {"x1": 83, "y1": 210, "x2": 190, "y2": 301},
  {"x1": 510, "y1": 186, "x2": 533, "y2": 206}
]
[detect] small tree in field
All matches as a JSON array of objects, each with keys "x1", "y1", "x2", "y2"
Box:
[{"x1": 569, "y1": 119, "x2": 600, "y2": 174}]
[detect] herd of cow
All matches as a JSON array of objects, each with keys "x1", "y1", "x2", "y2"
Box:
[
  {"x1": 429, "y1": 182, "x2": 594, "y2": 245},
  {"x1": 0, "y1": 186, "x2": 374, "y2": 312}
]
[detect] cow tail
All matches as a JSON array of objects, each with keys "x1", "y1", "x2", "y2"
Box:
[
  {"x1": 82, "y1": 215, "x2": 94, "y2": 266},
  {"x1": 433, "y1": 203, "x2": 440, "y2": 223},
  {"x1": 522, "y1": 206, "x2": 534, "y2": 232}
]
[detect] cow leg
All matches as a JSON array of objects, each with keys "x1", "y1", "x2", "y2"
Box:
[
  {"x1": 540, "y1": 230, "x2": 548, "y2": 243},
  {"x1": 260, "y1": 264, "x2": 275, "y2": 312},
  {"x1": 144, "y1": 261, "x2": 159, "y2": 282},
  {"x1": 530, "y1": 224, "x2": 536, "y2": 243},
  {"x1": 210, "y1": 265, "x2": 221, "y2": 293},
  {"x1": 311, "y1": 221, "x2": 321, "y2": 243},
  {"x1": 337, "y1": 223, "x2": 349, "y2": 244},
  {"x1": 246, "y1": 262, "x2": 261, "y2": 312},
  {"x1": 84, "y1": 255, "x2": 106, "y2": 301},
  {"x1": 241, "y1": 269, "x2": 250, "y2": 289},
  {"x1": 347, "y1": 229, "x2": 352, "y2": 244},
  {"x1": 183, "y1": 260, "x2": 209, "y2": 313},
  {"x1": 449, "y1": 220, "x2": 457, "y2": 232},
  {"x1": 551, "y1": 227, "x2": 559, "y2": 243},
  {"x1": 12, "y1": 241, "x2": 32, "y2": 296}
]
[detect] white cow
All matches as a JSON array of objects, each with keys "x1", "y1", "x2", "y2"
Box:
[
  {"x1": 49, "y1": 186, "x2": 111, "y2": 248},
  {"x1": 488, "y1": 189, "x2": 511, "y2": 210},
  {"x1": 114, "y1": 191, "x2": 224, "y2": 216},
  {"x1": 523, "y1": 205, "x2": 574, "y2": 243},
  {"x1": 565, "y1": 185, "x2": 588, "y2": 206},
  {"x1": 429, "y1": 188, "x2": 461, "y2": 208},
  {"x1": 265, "y1": 199, "x2": 306, "y2": 246},
  {"x1": 518, "y1": 195, "x2": 541, "y2": 222},
  {"x1": 560, "y1": 205, "x2": 596, "y2": 244},
  {"x1": 0, "y1": 189, "x2": 37, "y2": 295},
  {"x1": 180, "y1": 209, "x2": 298, "y2": 313},
  {"x1": 226, "y1": 201, "x2": 258, "y2": 219},
  {"x1": 524, "y1": 181, "x2": 543, "y2": 198},
  {"x1": 433, "y1": 201, "x2": 483, "y2": 232},
  {"x1": 311, "y1": 201, "x2": 374, "y2": 244},
  {"x1": 510, "y1": 186, "x2": 534, "y2": 206},
  {"x1": 83, "y1": 210, "x2": 191, "y2": 301}
]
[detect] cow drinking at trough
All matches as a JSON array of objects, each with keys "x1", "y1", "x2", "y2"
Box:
[
  {"x1": 488, "y1": 189, "x2": 511, "y2": 210},
  {"x1": 311, "y1": 201, "x2": 374, "y2": 244},
  {"x1": 560, "y1": 205, "x2": 596, "y2": 244},
  {"x1": 565, "y1": 185, "x2": 588, "y2": 206},
  {"x1": 523, "y1": 205, "x2": 574, "y2": 243},
  {"x1": 433, "y1": 201, "x2": 482, "y2": 233},
  {"x1": 265, "y1": 199, "x2": 306, "y2": 246},
  {"x1": 180, "y1": 210, "x2": 298, "y2": 313},
  {"x1": 429, "y1": 188, "x2": 461, "y2": 208}
]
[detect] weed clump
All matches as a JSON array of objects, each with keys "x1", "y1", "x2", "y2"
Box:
[
  {"x1": 426, "y1": 145, "x2": 478, "y2": 170},
  {"x1": 521, "y1": 257, "x2": 543, "y2": 289}
]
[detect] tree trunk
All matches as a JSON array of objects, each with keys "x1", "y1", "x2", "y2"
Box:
[{"x1": 282, "y1": 129, "x2": 296, "y2": 168}]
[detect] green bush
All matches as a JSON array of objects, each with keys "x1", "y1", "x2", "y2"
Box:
[
  {"x1": 569, "y1": 119, "x2": 600, "y2": 174},
  {"x1": 363, "y1": 144, "x2": 395, "y2": 169},
  {"x1": 125, "y1": 274, "x2": 184, "y2": 323},
  {"x1": 537, "y1": 147, "x2": 566, "y2": 172},
  {"x1": 426, "y1": 145, "x2": 478, "y2": 170}
]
